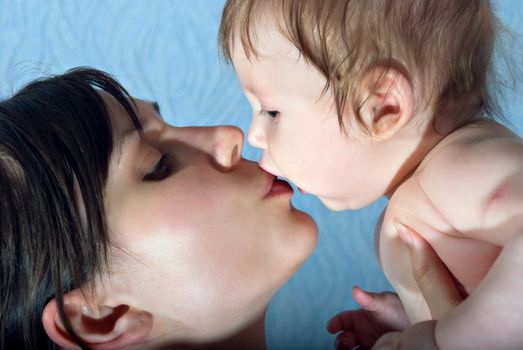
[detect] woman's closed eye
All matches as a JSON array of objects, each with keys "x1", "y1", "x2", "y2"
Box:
[{"x1": 144, "y1": 154, "x2": 172, "y2": 181}]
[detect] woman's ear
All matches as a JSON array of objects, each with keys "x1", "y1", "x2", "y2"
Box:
[
  {"x1": 42, "y1": 289, "x2": 153, "y2": 350},
  {"x1": 359, "y1": 67, "x2": 414, "y2": 140}
]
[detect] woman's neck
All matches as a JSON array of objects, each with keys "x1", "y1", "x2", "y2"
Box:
[
  {"x1": 195, "y1": 314, "x2": 266, "y2": 350},
  {"x1": 154, "y1": 313, "x2": 267, "y2": 350}
]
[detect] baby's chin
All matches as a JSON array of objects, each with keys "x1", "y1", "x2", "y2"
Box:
[{"x1": 319, "y1": 195, "x2": 372, "y2": 211}]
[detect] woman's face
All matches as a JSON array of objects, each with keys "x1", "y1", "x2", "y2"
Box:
[{"x1": 101, "y1": 94, "x2": 318, "y2": 341}]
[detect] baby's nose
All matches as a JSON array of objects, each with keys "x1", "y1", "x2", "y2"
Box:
[{"x1": 247, "y1": 117, "x2": 267, "y2": 150}]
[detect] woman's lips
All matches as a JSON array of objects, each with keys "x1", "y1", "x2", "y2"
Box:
[{"x1": 264, "y1": 175, "x2": 294, "y2": 198}]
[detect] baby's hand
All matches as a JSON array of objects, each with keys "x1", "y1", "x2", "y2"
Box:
[{"x1": 327, "y1": 286, "x2": 410, "y2": 350}]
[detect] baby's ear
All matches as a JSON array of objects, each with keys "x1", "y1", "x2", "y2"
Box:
[
  {"x1": 42, "y1": 289, "x2": 153, "y2": 350},
  {"x1": 359, "y1": 67, "x2": 414, "y2": 140}
]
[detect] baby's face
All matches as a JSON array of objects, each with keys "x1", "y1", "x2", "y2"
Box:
[{"x1": 232, "y1": 26, "x2": 393, "y2": 210}]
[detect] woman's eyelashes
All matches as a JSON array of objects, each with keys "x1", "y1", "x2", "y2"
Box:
[
  {"x1": 143, "y1": 154, "x2": 172, "y2": 181},
  {"x1": 260, "y1": 109, "x2": 279, "y2": 120}
]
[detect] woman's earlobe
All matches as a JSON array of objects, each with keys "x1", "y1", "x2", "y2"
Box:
[
  {"x1": 42, "y1": 291, "x2": 153, "y2": 350},
  {"x1": 359, "y1": 67, "x2": 414, "y2": 140}
]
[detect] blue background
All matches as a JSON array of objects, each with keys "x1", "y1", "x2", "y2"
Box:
[{"x1": 1, "y1": 1, "x2": 521, "y2": 349}]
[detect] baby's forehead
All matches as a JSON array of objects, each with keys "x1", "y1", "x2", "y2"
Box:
[{"x1": 231, "y1": 22, "x2": 301, "y2": 64}]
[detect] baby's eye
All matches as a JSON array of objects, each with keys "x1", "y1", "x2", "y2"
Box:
[
  {"x1": 261, "y1": 110, "x2": 279, "y2": 120},
  {"x1": 143, "y1": 154, "x2": 171, "y2": 181}
]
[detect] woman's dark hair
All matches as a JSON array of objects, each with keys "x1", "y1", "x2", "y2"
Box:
[{"x1": 0, "y1": 67, "x2": 143, "y2": 349}]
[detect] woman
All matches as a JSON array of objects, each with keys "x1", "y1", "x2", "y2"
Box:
[
  {"x1": 0, "y1": 67, "x2": 459, "y2": 350},
  {"x1": 0, "y1": 67, "x2": 317, "y2": 350}
]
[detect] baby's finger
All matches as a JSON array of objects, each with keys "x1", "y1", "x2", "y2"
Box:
[
  {"x1": 395, "y1": 222, "x2": 464, "y2": 319},
  {"x1": 353, "y1": 286, "x2": 403, "y2": 313},
  {"x1": 352, "y1": 285, "x2": 375, "y2": 309},
  {"x1": 327, "y1": 310, "x2": 356, "y2": 334},
  {"x1": 352, "y1": 286, "x2": 395, "y2": 313}
]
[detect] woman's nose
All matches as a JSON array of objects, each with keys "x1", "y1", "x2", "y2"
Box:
[
  {"x1": 163, "y1": 125, "x2": 244, "y2": 170},
  {"x1": 208, "y1": 125, "x2": 244, "y2": 170}
]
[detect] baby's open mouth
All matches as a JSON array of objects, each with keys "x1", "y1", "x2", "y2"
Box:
[{"x1": 265, "y1": 177, "x2": 294, "y2": 198}]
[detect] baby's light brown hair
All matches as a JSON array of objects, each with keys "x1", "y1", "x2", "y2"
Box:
[{"x1": 219, "y1": 0, "x2": 502, "y2": 130}]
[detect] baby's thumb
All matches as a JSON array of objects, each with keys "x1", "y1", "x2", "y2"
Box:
[
  {"x1": 395, "y1": 222, "x2": 463, "y2": 319},
  {"x1": 352, "y1": 286, "x2": 387, "y2": 313}
]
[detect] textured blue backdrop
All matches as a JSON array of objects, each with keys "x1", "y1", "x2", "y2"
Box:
[{"x1": 1, "y1": 1, "x2": 522, "y2": 349}]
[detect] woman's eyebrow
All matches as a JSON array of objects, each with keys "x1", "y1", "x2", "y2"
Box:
[
  {"x1": 148, "y1": 100, "x2": 164, "y2": 120},
  {"x1": 113, "y1": 100, "x2": 163, "y2": 164},
  {"x1": 113, "y1": 122, "x2": 143, "y2": 165},
  {"x1": 151, "y1": 101, "x2": 160, "y2": 114}
]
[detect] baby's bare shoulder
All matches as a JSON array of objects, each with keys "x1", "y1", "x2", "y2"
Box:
[
  {"x1": 417, "y1": 120, "x2": 523, "y2": 232},
  {"x1": 420, "y1": 120, "x2": 523, "y2": 175}
]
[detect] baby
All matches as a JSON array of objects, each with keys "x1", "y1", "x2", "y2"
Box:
[{"x1": 219, "y1": 0, "x2": 523, "y2": 349}]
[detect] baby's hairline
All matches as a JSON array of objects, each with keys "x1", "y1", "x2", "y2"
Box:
[{"x1": 219, "y1": 0, "x2": 502, "y2": 135}]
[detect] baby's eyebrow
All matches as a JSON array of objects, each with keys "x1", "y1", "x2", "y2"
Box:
[{"x1": 244, "y1": 82, "x2": 275, "y2": 98}]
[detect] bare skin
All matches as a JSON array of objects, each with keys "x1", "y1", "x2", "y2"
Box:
[
  {"x1": 42, "y1": 96, "x2": 318, "y2": 349},
  {"x1": 326, "y1": 120, "x2": 523, "y2": 350},
  {"x1": 232, "y1": 20, "x2": 523, "y2": 349},
  {"x1": 328, "y1": 226, "x2": 464, "y2": 350}
]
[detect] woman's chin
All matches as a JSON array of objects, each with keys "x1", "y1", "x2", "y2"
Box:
[{"x1": 293, "y1": 209, "x2": 319, "y2": 256}]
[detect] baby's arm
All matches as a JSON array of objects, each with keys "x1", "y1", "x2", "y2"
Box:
[
  {"x1": 435, "y1": 230, "x2": 523, "y2": 350},
  {"x1": 435, "y1": 184, "x2": 523, "y2": 350},
  {"x1": 374, "y1": 223, "x2": 523, "y2": 350},
  {"x1": 412, "y1": 138, "x2": 523, "y2": 349}
]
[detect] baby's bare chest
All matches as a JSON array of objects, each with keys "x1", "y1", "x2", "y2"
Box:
[{"x1": 376, "y1": 177, "x2": 501, "y2": 321}]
